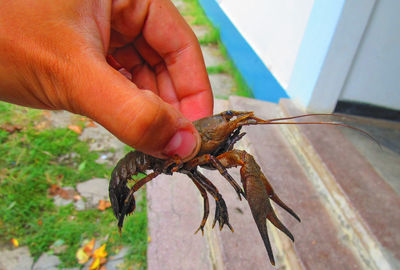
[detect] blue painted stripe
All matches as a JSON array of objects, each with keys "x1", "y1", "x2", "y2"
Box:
[{"x1": 199, "y1": 0, "x2": 288, "y2": 103}]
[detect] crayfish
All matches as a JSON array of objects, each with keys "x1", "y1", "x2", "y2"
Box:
[{"x1": 109, "y1": 110, "x2": 375, "y2": 265}]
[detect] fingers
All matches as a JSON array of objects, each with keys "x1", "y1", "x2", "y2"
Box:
[
  {"x1": 110, "y1": 0, "x2": 213, "y2": 121},
  {"x1": 143, "y1": 0, "x2": 213, "y2": 120},
  {"x1": 67, "y1": 56, "x2": 201, "y2": 160}
]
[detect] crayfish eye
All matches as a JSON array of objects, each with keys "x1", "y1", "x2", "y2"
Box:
[{"x1": 223, "y1": 110, "x2": 235, "y2": 121}]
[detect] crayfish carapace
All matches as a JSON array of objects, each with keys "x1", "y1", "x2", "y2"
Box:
[{"x1": 109, "y1": 110, "x2": 376, "y2": 265}]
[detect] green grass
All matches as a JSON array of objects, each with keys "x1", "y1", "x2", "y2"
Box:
[
  {"x1": 0, "y1": 102, "x2": 147, "y2": 268},
  {"x1": 182, "y1": 0, "x2": 254, "y2": 98}
]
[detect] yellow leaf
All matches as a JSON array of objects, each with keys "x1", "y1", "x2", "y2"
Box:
[
  {"x1": 76, "y1": 247, "x2": 90, "y2": 264},
  {"x1": 93, "y1": 243, "x2": 107, "y2": 259},
  {"x1": 89, "y1": 257, "x2": 100, "y2": 270},
  {"x1": 11, "y1": 238, "x2": 19, "y2": 247}
]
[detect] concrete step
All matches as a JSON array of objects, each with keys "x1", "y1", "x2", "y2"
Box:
[
  {"x1": 278, "y1": 98, "x2": 400, "y2": 269},
  {"x1": 147, "y1": 97, "x2": 400, "y2": 269},
  {"x1": 228, "y1": 96, "x2": 365, "y2": 269}
]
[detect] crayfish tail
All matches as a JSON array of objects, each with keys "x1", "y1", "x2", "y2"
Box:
[
  {"x1": 117, "y1": 215, "x2": 126, "y2": 232},
  {"x1": 117, "y1": 194, "x2": 136, "y2": 231}
]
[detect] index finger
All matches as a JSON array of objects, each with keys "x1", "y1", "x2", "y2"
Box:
[{"x1": 142, "y1": 0, "x2": 213, "y2": 121}]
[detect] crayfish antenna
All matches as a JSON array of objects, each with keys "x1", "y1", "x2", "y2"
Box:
[{"x1": 243, "y1": 113, "x2": 381, "y2": 148}]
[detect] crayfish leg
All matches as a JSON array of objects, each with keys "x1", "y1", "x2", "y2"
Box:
[
  {"x1": 185, "y1": 154, "x2": 245, "y2": 201},
  {"x1": 186, "y1": 170, "x2": 234, "y2": 233},
  {"x1": 189, "y1": 175, "x2": 210, "y2": 236}
]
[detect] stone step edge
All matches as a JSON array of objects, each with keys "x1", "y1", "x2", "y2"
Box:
[{"x1": 277, "y1": 98, "x2": 395, "y2": 269}]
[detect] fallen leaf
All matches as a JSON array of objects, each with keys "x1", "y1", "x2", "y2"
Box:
[
  {"x1": 83, "y1": 238, "x2": 95, "y2": 255},
  {"x1": 11, "y1": 238, "x2": 19, "y2": 247},
  {"x1": 88, "y1": 243, "x2": 108, "y2": 270},
  {"x1": 76, "y1": 247, "x2": 90, "y2": 264},
  {"x1": 1, "y1": 123, "x2": 22, "y2": 133},
  {"x1": 68, "y1": 125, "x2": 82, "y2": 134},
  {"x1": 48, "y1": 183, "x2": 76, "y2": 200},
  {"x1": 89, "y1": 257, "x2": 100, "y2": 270},
  {"x1": 58, "y1": 188, "x2": 75, "y2": 200},
  {"x1": 93, "y1": 244, "x2": 107, "y2": 259},
  {"x1": 97, "y1": 200, "x2": 111, "y2": 211},
  {"x1": 76, "y1": 238, "x2": 95, "y2": 264},
  {"x1": 86, "y1": 120, "x2": 97, "y2": 128},
  {"x1": 48, "y1": 184, "x2": 62, "y2": 196},
  {"x1": 78, "y1": 161, "x2": 86, "y2": 171}
]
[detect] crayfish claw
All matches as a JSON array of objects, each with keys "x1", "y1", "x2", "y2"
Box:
[
  {"x1": 266, "y1": 202, "x2": 295, "y2": 242},
  {"x1": 269, "y1": 193, "x2": 301, "y2": 223},
  {"x1": 245, "y1": 181, "x2": 276, "y2": 265},
  {"x1": 261, "y1": 174, "x2": 301, "y2": 223},
  {"x1": 216, "y1": 150, "x2": 298, "y2": 265}
]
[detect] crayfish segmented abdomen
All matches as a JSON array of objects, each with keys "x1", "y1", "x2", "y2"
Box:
[{"x1": 109, "y1": 151, "x2": 157, "y2": 224}]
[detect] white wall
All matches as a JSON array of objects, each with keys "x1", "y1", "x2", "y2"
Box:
[
  {"x1": 218, "y1": 0, "x2": 314, "y2": 88},
  {"x1": 339, "y1": 0, "x2": 400, "y2": 110}
]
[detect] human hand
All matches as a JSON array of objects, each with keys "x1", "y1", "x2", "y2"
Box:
[{"x1": 0, "y1": 0, "x2": 213, "y2": 160}]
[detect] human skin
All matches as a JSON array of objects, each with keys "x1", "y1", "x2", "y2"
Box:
[{"x1": 0, "y1": 0, "x2": 213, "y2": 160}]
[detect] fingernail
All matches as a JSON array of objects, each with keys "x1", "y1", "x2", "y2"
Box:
[{"x1": 163, "y1": 130, "x2": 197, "y2": 159}]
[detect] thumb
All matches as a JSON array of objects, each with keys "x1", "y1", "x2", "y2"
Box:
[{"x1": 68, "y1": 59, "x2": 201, "y2": 160}]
